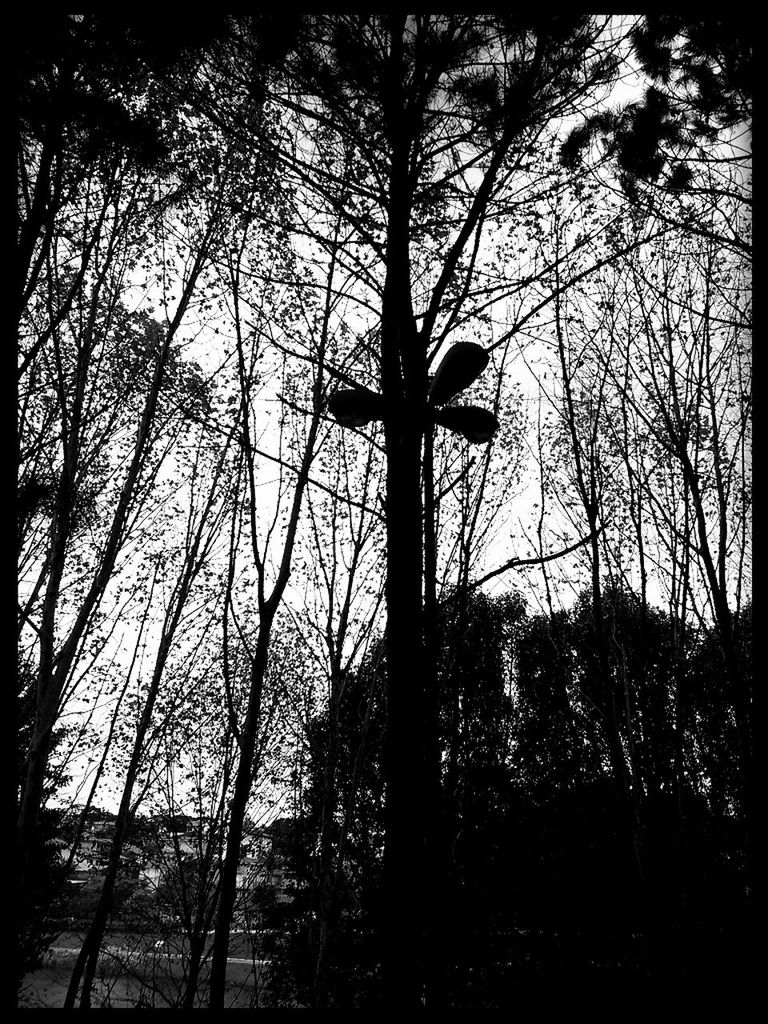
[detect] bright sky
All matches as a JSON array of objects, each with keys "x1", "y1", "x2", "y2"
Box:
[{"x1": 34, "y1": 15, "x2": 749, "y2": 819}]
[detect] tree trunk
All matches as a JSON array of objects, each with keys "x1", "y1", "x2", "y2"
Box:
[
  {"x1": 312, "y1": 675, "x2": 340, "y2": 1009},
  {"x1": 590, "y1": 534, "x2": 646, "y2": 884},
  {"x1": 381, "y1": 408, "x2": 425, "y2": 1008},
  {"x1": 182, "y1": 932, "x2": 207, "y2": 1010},
  {"x1": 378, "y1": 31, "x2": 428, "y2": 999},
  {"x1": 65, "y1": 838, "x2": 124, "y2": 1008},
  {"x1": 209, "y1": 627, "x2": 269, "y2": 1008},
  {"x1": 422, "y1": 425, "x2": 447, "y2": 1009}
]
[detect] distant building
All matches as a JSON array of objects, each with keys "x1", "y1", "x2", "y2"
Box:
[
  {"x1": 239, "y1": 817, "x2": 297, "y2": 904},
  {"x1": 139, "y1": 833, "x2": 196, "y2": 889},
  {"x1": 59, "y1": 811, "x2": 298, "y2": 906}
]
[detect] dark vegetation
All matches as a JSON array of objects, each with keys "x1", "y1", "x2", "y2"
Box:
[
  {"x1": 16, "y1": 12, "x2": 751, "y2": 1011},
  {"x1": 280, "y1": 588, "x2": 752, "y2": 1010}
]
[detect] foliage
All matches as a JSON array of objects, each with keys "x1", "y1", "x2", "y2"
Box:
[
  {"x1": 15, "y1": 13, "x2": 750, "y2": 1010},
  {"x1": 285, "y1": 585, "x2": 751, "y2": 1008}
]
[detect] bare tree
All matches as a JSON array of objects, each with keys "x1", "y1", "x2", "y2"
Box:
[
  {"x1": 18, "y1": 185, "x2": 227, "y2": 914},
  {"x1": 206, "y1": 196, "x2": 342, "y2": 1008},
  {"x1": 293, "y1": 425, "x2": 385, "y2": 1007},
  {"x1": 63, "y1": 412, "x2": 236, "y2": 1007},
  {"x1": 607, "y1": 227, "x2": 752, "y2": 865},
  {"x1": 224, "y1": 17, "x2": 624, "y2": 1005}
]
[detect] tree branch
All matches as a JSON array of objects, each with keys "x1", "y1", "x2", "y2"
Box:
[{"x1": 469, "y1": 526, "x2": 603, "y2": 590}]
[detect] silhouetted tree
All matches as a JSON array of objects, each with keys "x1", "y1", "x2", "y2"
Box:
[
  {"x1": 287, "y1": 583, "x2": 751, "y2": 1008},
  {"x1": 15, "y1": 666, "x2": 70, "y2": 996},
  {"x1": 562, "y1": 15, "x2": 750, "y2": 254}
]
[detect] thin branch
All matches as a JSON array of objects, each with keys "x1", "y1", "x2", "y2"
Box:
[{"x1": 469, "y1": 526, "x2": 603, "y2": 590}]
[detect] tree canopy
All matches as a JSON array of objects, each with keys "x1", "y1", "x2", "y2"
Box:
[{"x1": 16, "y1": 13, "x2": 751, "y2": 1012}]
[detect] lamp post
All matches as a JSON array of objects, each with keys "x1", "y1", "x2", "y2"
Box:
[
  {"x1": 328, "y1": 340, "x2": 498, "y2": 675},
  {"x1": 328, "y1": 342, "x2": 498, "y2": 1003},
  {"x1": 329, "y1": 342, "x2": 498, "y2": 652},
  {"x1": 423, "y1": 344, "x2": 498, "y2": 1005}
]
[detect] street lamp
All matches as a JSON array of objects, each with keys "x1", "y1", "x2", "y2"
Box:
[
  {"x1": 327, "y1": 341, "x2": 499, "y2": 644},
  {"x1": 327, "y1": 342, "x2": 498, "y2": 1006},
  {"x1": 327, "y1": 342, "x2": 499, "y2": 445}
]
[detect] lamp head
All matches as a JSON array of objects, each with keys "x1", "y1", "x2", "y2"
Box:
[
  {"x1": 434, "y1": 404, "x2": 499, "y2": 443},
  {"x1": 328, "y1": 387, "x2": 385, "y2": 427},
  {"x1": 428, "y1": 343, "x2": 490, "y2": 406}
]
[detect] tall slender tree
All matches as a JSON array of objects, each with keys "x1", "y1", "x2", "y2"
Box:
[{"x1": 234, "y1": 16, "x2": 623, "y2": 1004}]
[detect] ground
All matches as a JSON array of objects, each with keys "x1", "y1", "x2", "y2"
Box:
[{"x1": 20, "y1": 932, "x2": 276, "y2": 1008}]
